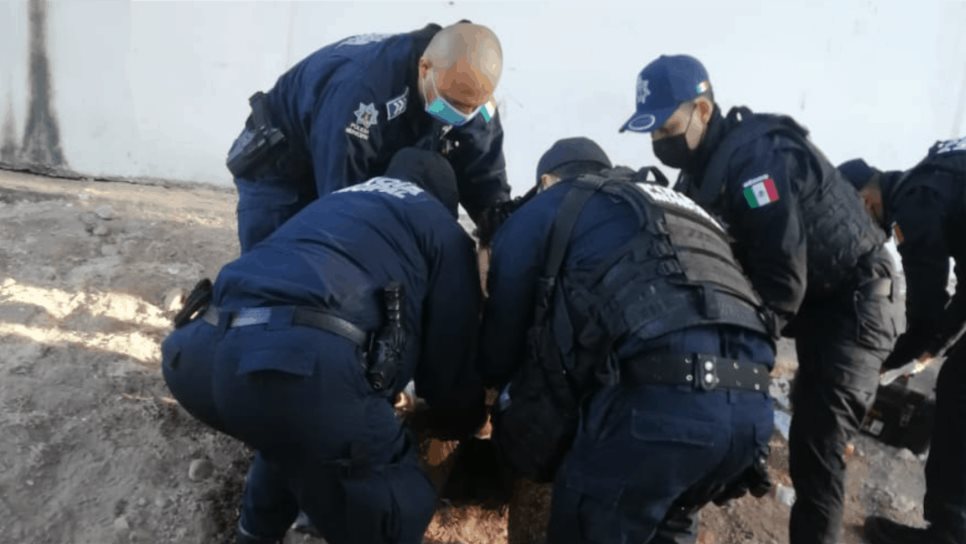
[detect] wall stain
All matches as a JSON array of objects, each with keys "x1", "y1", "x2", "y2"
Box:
[
  {"x1": 19, "y1": 0, "x2": 66, "y2": 171},
  {"x1": 1, "y1": 96, "x2": 17, "y2": 165}
]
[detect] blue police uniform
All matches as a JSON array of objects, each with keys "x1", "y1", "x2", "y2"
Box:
[
  {"x1": 840, "y1": 139, "x2": 966, "y2": 544},
  {"x1": 162, "y1": 155, "x2": 484, "y2": 544},
  {"x1": 227, "y1": 23, "x2": 509, "y2": 252},
  {"x1": 479, "y1": 140, "x2": 775, "y2": 543},
  {"x1": 621, "y1": 55, "x2": 900, "y2": 544}
]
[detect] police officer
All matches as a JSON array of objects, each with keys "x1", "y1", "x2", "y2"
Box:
[
  {"x1": 619, "y1": 55, "x2": 901, "y2": 544},
  {"x1": 479, "y1": 138, "x2": 776, "y2": 543},
  {"x1": 162, "y1": 148, "x2": 486, "y2": 544},
  {"x1": 226, "y1": 22, "x2": 510, "y2": 252},
  {"x1": 838, "y1": 138, "x2": 966, "y2": 544}
]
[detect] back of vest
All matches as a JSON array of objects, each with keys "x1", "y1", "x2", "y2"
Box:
[
  {"x1": 565, "y1": 172, "x2": 771, "y2": 357},
  {"x1": 895, "y1": 138, "x2": 966, "y2": 202}
]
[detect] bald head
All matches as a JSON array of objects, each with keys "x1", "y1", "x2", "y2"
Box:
[{"x1": 418, "y1": 23, "x2": 503, "y2": 116}]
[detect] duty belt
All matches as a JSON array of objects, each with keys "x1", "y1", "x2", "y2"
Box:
[
  {"x1": 620, "y1": 353, "x2": 771, "y2": 393},
  {"x1": 201, "y1": 305, "x2": 369, "y2": 346}
]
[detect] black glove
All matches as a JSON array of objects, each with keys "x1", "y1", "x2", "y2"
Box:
[
  {"x1": 712, "y1": 447, "x2": 772, "y2": 505},
  {"x1": 474, "y1": 186, "x2": 541, "y2": 247},
  {"x1": 756, "y1": 307, "x2": 786, "y2": 341},
  {"x1": 473, "y1": 199, "x2": 517, "y2": 247},
  {"x1": 882, "y1": 328, "x2": 937, "y2": 371}
]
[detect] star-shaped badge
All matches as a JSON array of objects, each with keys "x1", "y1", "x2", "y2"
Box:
[{"x1": 353, "y1": 102, "x2": 379, "y2": 129}]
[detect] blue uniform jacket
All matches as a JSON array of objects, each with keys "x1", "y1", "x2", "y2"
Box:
[
  {"x1": 213, "y1": 176, "x2": 484, "y2": 418},
  {"x1": 262, "y1": 24, "x2": 509, "y2": 222}
]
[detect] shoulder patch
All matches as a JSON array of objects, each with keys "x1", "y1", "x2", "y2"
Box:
[
  {"x1": 741, "y1": 174, "x2": 779, "y2": 208},
  {"x1": 345, "y1": 102, "x2": 379, "y2": 140},
  {"x1": 386, "y1": 88, "x2": 408, "y2": 121},
  {"x1": 634, "y1": 182, "x2": 726, "y2": 233},
  {"x1": 337, "y1": 177, "x2": 424, "y2": 199}
]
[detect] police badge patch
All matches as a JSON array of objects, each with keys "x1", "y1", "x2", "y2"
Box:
[{"x1": 346, "y1": 102, "x2": 379, "y2": 141}]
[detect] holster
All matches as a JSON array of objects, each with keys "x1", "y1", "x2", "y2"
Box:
[
  {"x1": 172, "y1": 278, "x2": 213, "y2": 329},
  {"x1": 364, "y1": 283, "x2": 407, "y2": 395},
  {"x1": 226, "y1": 91, "x2": 287, "y2": 178}
]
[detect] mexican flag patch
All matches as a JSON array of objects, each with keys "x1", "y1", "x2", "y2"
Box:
[{"x1": 742, "y1": 174, "x2": 779, "y2": 208}]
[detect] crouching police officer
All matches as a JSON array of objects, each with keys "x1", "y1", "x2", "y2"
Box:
[
  {"x1": 161, "y1": 148, "x2": 486, "y2": 544},
  {"x1": 619, "y1": 55, "x2": 901, "y2": 544},
  {"x1": 839, "y1": 137, "x2": 966, "y2": 544},
  {"x1": 479, "y1": 138, "x2": 776, "y2": 543},
  {"x1": 225, "y1": 21, "x2": 511, "y2": 252}
]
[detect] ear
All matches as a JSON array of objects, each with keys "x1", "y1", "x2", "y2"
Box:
[
  {"x1": 418, "y1": 57, "x2": 431, "y2": 78},
  {"x1": 539, "y1": 174, "x2": 558, "y2": 190},
  {"x1": 695, "y1": 97, "x2": 714, "y2": 124}
]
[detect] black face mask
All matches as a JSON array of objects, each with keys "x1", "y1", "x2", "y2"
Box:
[{"x1": 652, "y1": 106, "x2": 702, "y2": 170}]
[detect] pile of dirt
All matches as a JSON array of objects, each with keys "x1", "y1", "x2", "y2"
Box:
[{"x1": 0, "y1": 170, "x2": 931, "y2": 544}]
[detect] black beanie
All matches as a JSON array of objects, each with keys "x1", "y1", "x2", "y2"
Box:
[
  {"x1": 535, "y1": 137, "x2": 612, "y2": 184},
  {"x1": 385, "y1": 148, "x2": 459, "y2": 217}
]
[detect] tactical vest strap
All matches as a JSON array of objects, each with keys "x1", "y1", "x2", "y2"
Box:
[{"x1": 542, "y1": 178, "x2": 607, "y2": 278}]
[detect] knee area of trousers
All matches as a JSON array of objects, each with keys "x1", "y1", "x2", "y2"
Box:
[{"x1": 339, "y1": 464, "x2": 437, "y2": 543}]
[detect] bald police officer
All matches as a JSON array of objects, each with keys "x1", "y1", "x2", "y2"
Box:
[{"x1": 226, "y1": 22, "x2": 510, "y2": 251}]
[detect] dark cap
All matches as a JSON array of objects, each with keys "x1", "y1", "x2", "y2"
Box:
[
  {"x1": 837, "y1": 158, "x2": 879, "y2": 191},
  {"x1": 535, "y1": 137, "x2": 612, "y2": 183},
  {"x1": 385, "y1": 148, "x2": 459, "y2": 217},
  {"x1": 619, "y1": 54, "x2": 712, "y2": 134}
]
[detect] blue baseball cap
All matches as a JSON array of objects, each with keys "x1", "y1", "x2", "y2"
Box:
[{"x1": 619, "y1": 54, "x2": 712, "y2": 134}]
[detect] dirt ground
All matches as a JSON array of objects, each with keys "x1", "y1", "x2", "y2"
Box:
[{"x1": 0, "y1": 169, "x2": 935, "y2": 544}]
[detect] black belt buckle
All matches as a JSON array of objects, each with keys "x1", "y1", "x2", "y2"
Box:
[{"x1": 694, "y1": 355, "x2": 720, "y2": 391}]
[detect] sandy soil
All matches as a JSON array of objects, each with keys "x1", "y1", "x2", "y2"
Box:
[{"x1": 0, "y1": 169, "x2": 934, "y2": 544}]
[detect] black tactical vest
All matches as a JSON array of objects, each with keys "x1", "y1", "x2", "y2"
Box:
[
  {"x1": 565, "y1": 169, "x2": 771, "y2": 349},
  {"x1": 684, "y1": 110, "x2": 886, "y2": 297}
]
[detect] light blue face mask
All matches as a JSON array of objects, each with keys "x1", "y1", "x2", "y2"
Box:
[{"x1": 424, "y1": 70, "x2": 490, "y2": 126}]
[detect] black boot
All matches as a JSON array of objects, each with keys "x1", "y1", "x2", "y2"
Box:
[{"x1": 864, "y1": 516, "x2": 958, "y2": 544}]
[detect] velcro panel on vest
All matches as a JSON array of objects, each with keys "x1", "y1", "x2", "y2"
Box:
[{"x1": 662, "y1": 213, "x2": 763, "y2": 307}]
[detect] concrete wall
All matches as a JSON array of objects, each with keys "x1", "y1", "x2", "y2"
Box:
[{"x1": 1, "y1": 0, "x2": 965, "y2": 194}]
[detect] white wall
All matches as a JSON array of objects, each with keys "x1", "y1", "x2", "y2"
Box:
[{"x1": 1, "y1": 0, "x2": 965, "y2": 195}]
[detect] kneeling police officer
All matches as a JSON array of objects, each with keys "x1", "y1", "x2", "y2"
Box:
[
  {"x1": 161, "y1": 148, "x2": 486, "y2": 544},
  {"x1": 479, "y1": 138, "x2": 776, "y2": 543}
]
